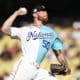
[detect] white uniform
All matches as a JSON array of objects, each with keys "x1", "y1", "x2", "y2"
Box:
[{"x1": 8, "y1": 25, "x2": 63, "y2": 80}]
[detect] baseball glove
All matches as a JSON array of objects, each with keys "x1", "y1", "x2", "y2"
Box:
[{"x1": 50, "y1": 64, "x2": 67, "y2": 75}]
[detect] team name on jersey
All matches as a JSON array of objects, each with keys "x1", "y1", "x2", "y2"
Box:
[{"x1": 26, "y1": 31, "x2": 53, "y2": 41}]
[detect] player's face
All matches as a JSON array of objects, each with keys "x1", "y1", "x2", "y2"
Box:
[{"x1": 37, "y1": 11, "x2": 48, "y2": 23}]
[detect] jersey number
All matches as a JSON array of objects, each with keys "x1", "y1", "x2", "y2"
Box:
[{"x1": 42, "y1": 40, "x2": 50, "y2": 50}]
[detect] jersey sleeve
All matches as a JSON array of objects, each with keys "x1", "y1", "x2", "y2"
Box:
[
  {"x1": 51, "y1": 37, "x2": 63, "y2": 50},
  {"x1": 10, "y1": 27, "x2": 22, "y2": 38}
]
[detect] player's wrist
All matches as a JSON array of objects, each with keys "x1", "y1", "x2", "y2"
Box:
[
  {"x1": 60, "y1": 60, "x2": 68, "y2": 67},
  {"x1": 14, "y1": 11, "x2": 20, "y2": 17},
  {"x1": 14, "y1": 11, "x2": 18, "y2": 16}
]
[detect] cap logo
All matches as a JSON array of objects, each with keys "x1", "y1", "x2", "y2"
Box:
[{"x1": 41, "y1": 5, "x2": 45, "y2": 9}]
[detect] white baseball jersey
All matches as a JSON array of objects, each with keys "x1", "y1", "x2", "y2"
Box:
[{"x1": 11, "y1": 25, "x2": 63, "y2": 64}]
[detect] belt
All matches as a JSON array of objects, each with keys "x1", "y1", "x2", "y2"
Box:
[{"x1": 31, "y1": 62, "x2": 40, "y2": 69}]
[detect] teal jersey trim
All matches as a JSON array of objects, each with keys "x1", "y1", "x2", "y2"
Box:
[{"x1": 36, "y1": 26, "x2": 63, "y2": 64}]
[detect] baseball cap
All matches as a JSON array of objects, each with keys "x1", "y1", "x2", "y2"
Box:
[{"x1": 32, "y1": 5, "x2": 46, "y2": 13}]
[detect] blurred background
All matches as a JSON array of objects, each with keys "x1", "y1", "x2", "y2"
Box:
[{"x1": 0, "y1": 0, "x2": 80, "y2": 80}]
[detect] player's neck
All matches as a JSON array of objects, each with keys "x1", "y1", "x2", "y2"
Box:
[{"x1": 33, "y1": 18, "x2": 43, "y2": 28}]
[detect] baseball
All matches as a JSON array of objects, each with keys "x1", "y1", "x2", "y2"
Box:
[{"x1": 20, "y1": 7, "x2": 27, "y2": 14}]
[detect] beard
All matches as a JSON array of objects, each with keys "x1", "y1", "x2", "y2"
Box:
[{"x1": 38, "y1": 16, "x2": 48, "y2": 24}]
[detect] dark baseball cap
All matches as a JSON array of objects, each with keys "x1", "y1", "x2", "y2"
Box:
[{"x1": 32, "y1": 5, "x2": 46, "y2": 13}]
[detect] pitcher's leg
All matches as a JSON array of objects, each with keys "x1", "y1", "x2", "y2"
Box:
[
  {"x1": 13, "y1": 60, "x2": 38, "y2": 80},
  {"x1": 5, "y1": 58, "x2": 22, "y2": 80},
  {"x1": 34, "y1": 68, "x2": 58, "y2": 80}
]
